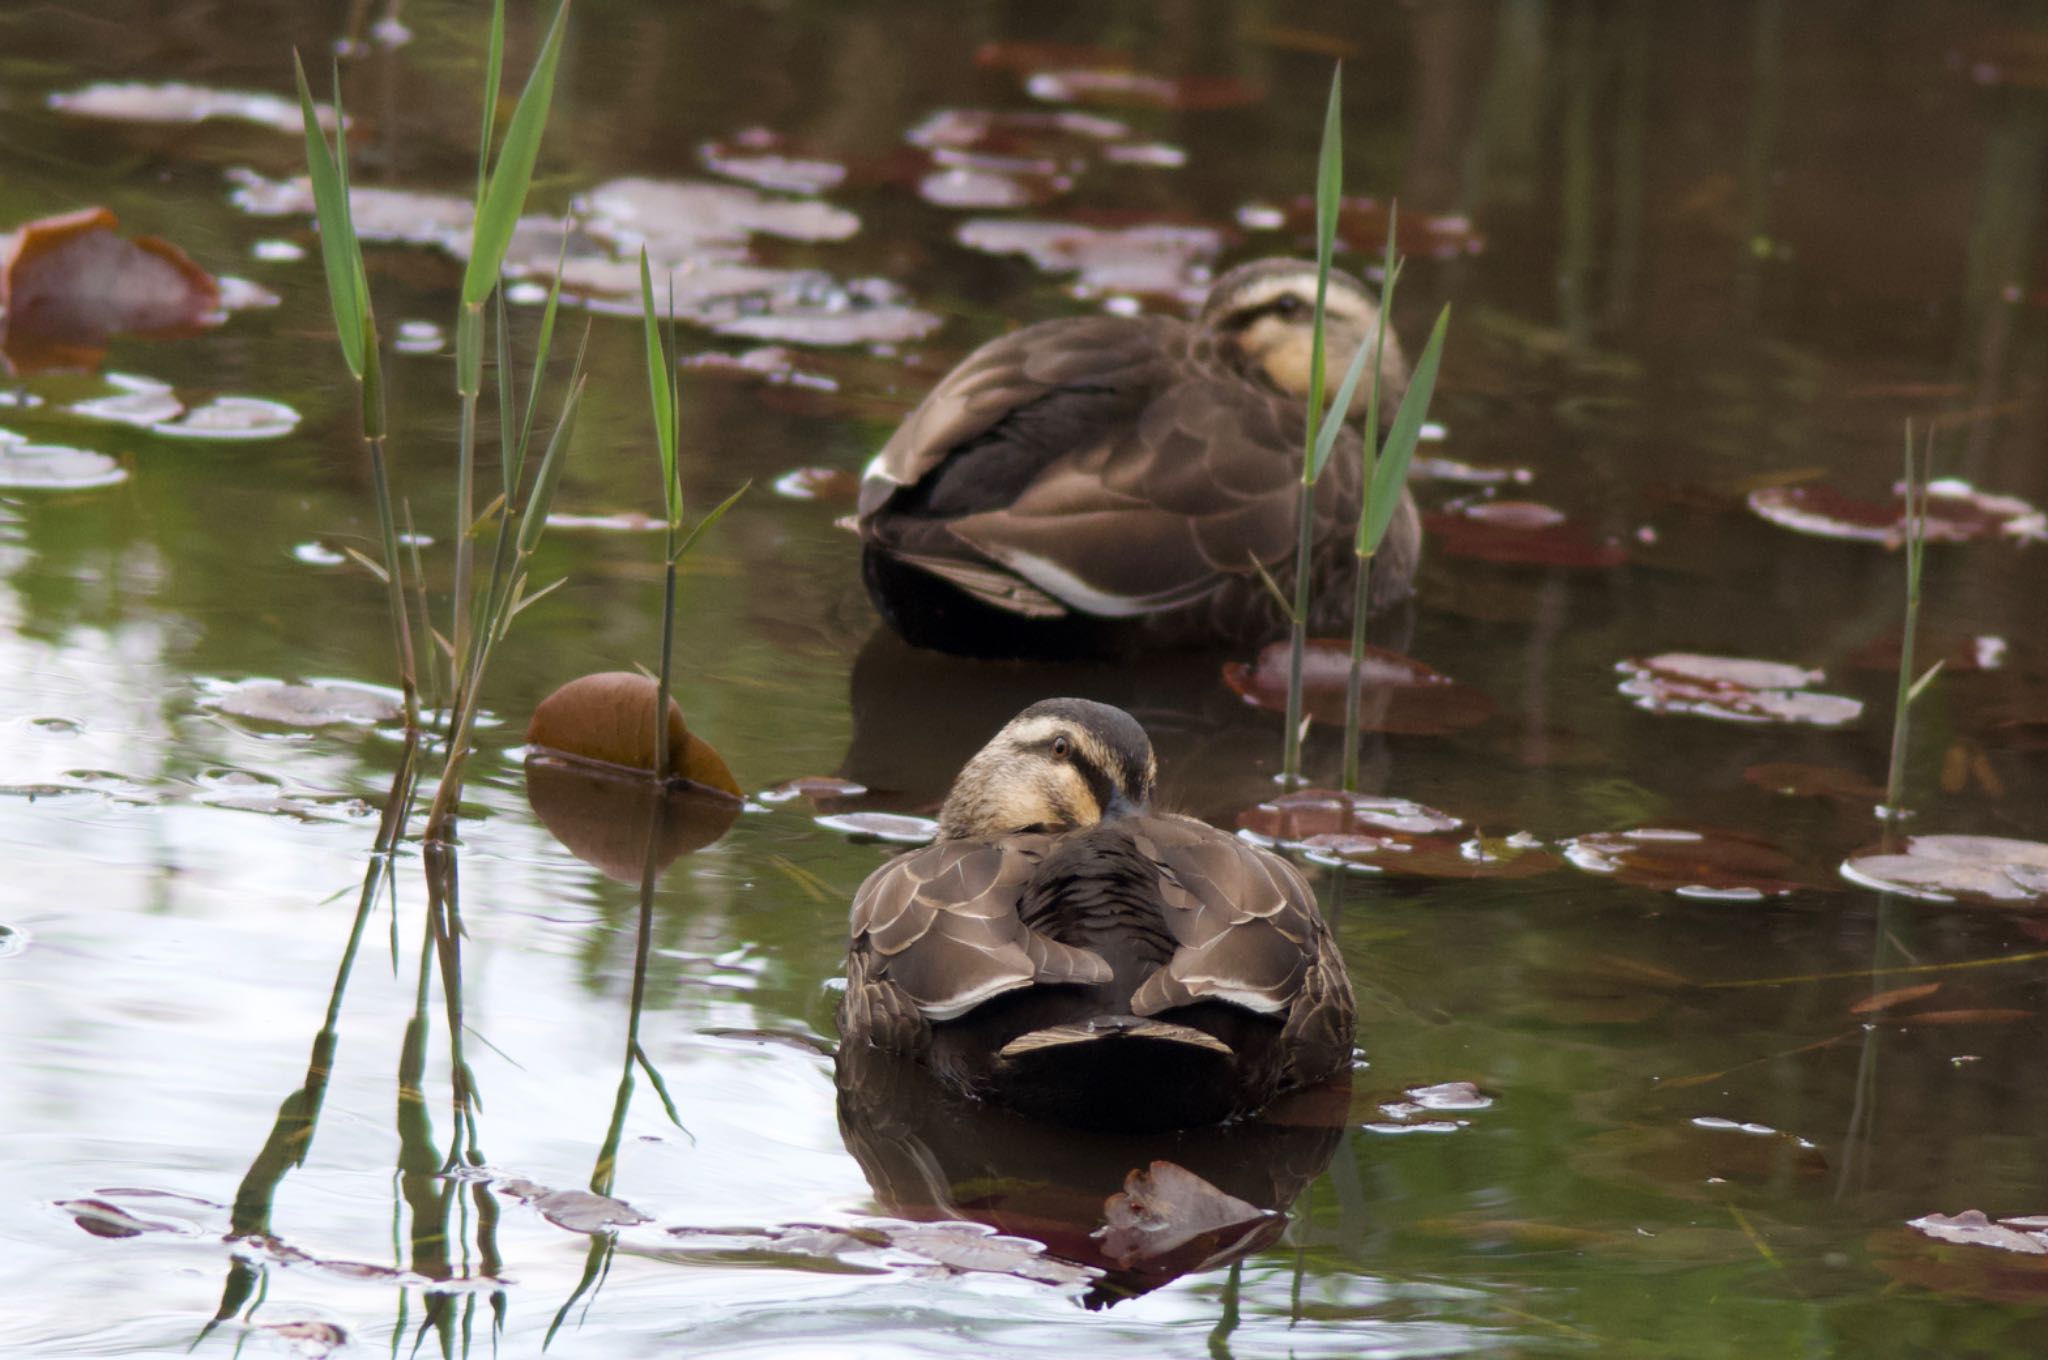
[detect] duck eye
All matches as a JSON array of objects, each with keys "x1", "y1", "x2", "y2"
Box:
[
  {"x1": 1274, "y1": 293, "x2": 1306, "y2": 318},
  {"x1": 1051, "y1": 735, "x2": 1071, "y2": 758}
]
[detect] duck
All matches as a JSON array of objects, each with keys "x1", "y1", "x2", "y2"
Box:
[
  {"x1": 857, "y1": 257, "x2": 1421, "y2": 659},
  {"x1": 837, "y1": 697, "x2": 1355, "y2": 1132}
]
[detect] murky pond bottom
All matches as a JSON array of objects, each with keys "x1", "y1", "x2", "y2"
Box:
[{"x1": 5, "y1": 2, "x2": 2048, "y2": 1357}]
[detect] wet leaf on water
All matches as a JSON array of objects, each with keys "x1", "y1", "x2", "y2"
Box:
[
  {"x1": 1222, "y1": 639, "x2": 1496, "y2": 735},
  {"x1": 582, "y1": 177, "x2": 860, "y2": 249},
  {"x1": 1747, "y1": 479, "x2": 2048, "y2": 545},
  {"x1": 48, "y1": 81, "x2": 338, "y2": 135},
  {"x1": 1237, "y1": 788, "x2": 1464, "y2": 844},
  {"x1": 1423, "y1": 499, "x2": 1629, "y2": 569},
  {"x1": 815, "y1": 810, "x2": 939, "y2": 845},
  {"x1": 699, "y1": 129, "x2": 848, "y2": 195},
  {"x1": 1840, "y1": 835, "x2": 2048, "y2": 906},
  {"x1": 1848, "y1": 982, "x2": 1941, "y2": 1015},
  {"x1": 544, "y1": 511, "x2": 667, "y2": 532},
  {"x1": 1371, "y1": 1081, "x2": 1496, "y2": 1125},
  {"x1": 956, "y1": 218, "x2": 1222, "y2": 299},
  {"x1": 1235, "y1": 195, "x2": 1485, "y2": 258},
  {"x1": 908, "y1": 107, "x2": 1130, "y2": 159},
  {"x1": 1908, "y1": 1211, "x2": 2048, "y2": 1254},
  {"x1": 0, "y1": 439, "x2": 126, "y2": 490},
  {"x1": 759, "y1": 775, "x2": 868, "y2": 804},
  {"x1": 1409, "y1": 453, "x2": 1533, "y2": 486},
  {"x1": 227, "y1": 170, "x2": 474, "y2": 252},
  {"x1": 525, "y1": 753, "x2": 742, "y2": 881},
  {"x1": 215, "y1": 680, "x2": 400, "y2": 728},
  {"x1": 1, "y1": 208, "x2": 220, "y2": 371},
  {"x1": 889, "y1": 1222, "x2": 1095, "y2": 1285},
  {"x1": 1023, "y1": 68, "x2": 1262, "y2": 111},
  {"x1": 494, "y1": 1177, "x2": 652, "y2": 1234},
  {"x1": 1744, "y1": 762, "x2": 1885, "y2": 804},
  {"x1": 1098, "y1": 1161, "x2": 1278, "y2": 1268},
  {"x1": 917, "y1": 164, "x2": 1073, "y2": 211},
  {"x1": 1616, "y1": 653, "x2": 1863, "y2": 727},
  {"x1": 1564, "y1": 827, "x2": 1810, "y2": 899},
  {"x1": 57, "y1": 1198, "x2": 183, "y2": 1238},
  {"x1": 526, "y1": 671, "x2": 742, "y2": 793},
  {"x1": 1299, "y1": 830, "x2": 1562, "y2": 880},
  {"x1": 771, "y1": 466, "x2": 860, "y2": 502},
  {"x1": 149, "y1": 395, "x2": 300, "y2": 440}
]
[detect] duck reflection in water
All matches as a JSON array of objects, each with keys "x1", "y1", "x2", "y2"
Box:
[{"x1": 836, "y1": 699, "x2": 1354, "y2": 1304}]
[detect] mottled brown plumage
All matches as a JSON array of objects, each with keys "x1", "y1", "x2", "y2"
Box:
[
  {"x1": 837, "y1": 698, "x2": 1355, "y2": 1131},
  {"x1": 857, "y1": 258, "x2": 1422, "y2": 658}
]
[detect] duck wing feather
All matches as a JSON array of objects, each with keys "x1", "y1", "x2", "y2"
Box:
[
  {"x1": 1124, "y1": 815, "x2": 1332, "y2": 1019},
  {"x1": 848, "y1": 837, "x2": 1114, "y2": 1027}
]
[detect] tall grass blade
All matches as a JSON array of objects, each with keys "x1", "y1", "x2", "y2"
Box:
[
  {"x1": 515, "y1": 375, "x2": 585, "y2": 556},
  {"x1": 461, "y1": 0, "x2": 569, "y2": 308},
  {"x1": 1360, "y1": 303, "x2": 1450, "y2": 553},
  {"x1": 292, "y1": 54, "x2": 366, "y2": 380},
  {"x1": 1883, "y1": 420, "x2": 1934, "y2": 823},
  {"x1": 476, "y1": 0, "x2": 506, "y2": 202},
  {"x1": 671, "y1": 481, "x2": 751, "y2": 564},
  {"x1": 638, "y1": 250, "x2": 680, "y2": 524}
]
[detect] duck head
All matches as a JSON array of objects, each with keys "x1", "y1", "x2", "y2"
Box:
[
  {"x1": 1201, "y1": 257, "x2": 1409, "y2": 419},
  {"x1": 937, "y1": 698, "x2": 1158, "y2": 839}
]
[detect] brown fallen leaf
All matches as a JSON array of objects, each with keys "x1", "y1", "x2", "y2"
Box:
[
  {"x1": 1, "y1": 206, "x2": 220, "y2": 371},
  {"x1": 527, "y1": 671, "x2": 741, "y2": 793},
  {"x1": 1098, "y1": 1160, "x2": 1277, "y2": 1268},
  {"x1": 1849, "y1": 982, "x2": 1941, "y2": 1015},
  {"x1": 1223, "y1": 639, "x2": 1495, "y2": 735}
]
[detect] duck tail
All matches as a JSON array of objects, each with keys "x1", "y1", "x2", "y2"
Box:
[{"x1": 991, "y1": 1015, "x2": 1242, "y2": 1131}]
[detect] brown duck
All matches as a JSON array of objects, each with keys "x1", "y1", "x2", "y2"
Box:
[
  {"x1": 857, "y1": 258, "x2": 1419, "y2": 659},
  {"x1": 837, "y1": 698, "x2": 1355, "y2": 1131}
]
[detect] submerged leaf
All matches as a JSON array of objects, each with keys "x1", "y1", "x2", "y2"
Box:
[
  {"x1": 1744, "y1": 762, "x2": 1885, "y2": 804},
  {"x1": 1223, "y1": 638, "x2": 1495, "y2": 735},
  {"x1": 1848, "y1": 982, "x2": 1941, "y2": 1015},
  {"x1": 526, "y1": 671, "x2": 741, "y2": 793},
  {"x1": 1098, "y1": 1161, "x2": 1278, "y2": 1268},
  {"x1": 1564, "y1": 827, "x2": 1810, "y2": 899},
  {"x1": 215, "y1": 680, "x2": 400, "y2": 728},
  {"x1": 1748, "y1": 479, "x2": 2047, "y2": 546},
  {"x1": 1423, "y1": 500, "x2": 1629, "y2": 568}
]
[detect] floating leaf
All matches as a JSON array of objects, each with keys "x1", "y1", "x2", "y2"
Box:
[
  {"x1": 526, "y1": 671, "x2": 742, "y2": 793},
  {"x1": 1748, "y1": 480, "x2": 2047, "y2": 545},
  {"x1": 1098, "y1": 1161, "x2": 1278, "y2": 1268},
  {"x1": 1237, "y1": 788, "x2": 1463, "y2": 844},
  {"x1": 1840, "y1": 835, "x2": 2048, "y2": 906},
  {"x1": 48, "y1": 81, "x2": 337, "y2": 136},
  {"x1": 760, "y1": 775, "x2": 867, "y2": 805},
  {"x1": 148, "y1": 395, "x2": 300, "y2": 440},
  {"x1": 956, "y1": 218, "x2": 1222, "y2": 298},
  {"x1": 215, "y1": 680, "x2": 400, "y2": 728},
  {"x1": 1023, "y1": 68, "x2": 1262, "y2": 111},
  {"x1": 0, "y1": 439, "x2": 125, "y2": 490},
  {"x1": 917, "y1": 164, "x2": 1072, "y2": 210},
  {"x1": 1908, "y1": 1211, "x2": 2048, "y2": 1254},
  {"x1": 543, "y1": 510, "x2": 666, "y2": 532},
  {"x1": 1616, "y1": 653, "x2": 1862, "y2": 727},
  {"x1": 699, "y1": 129, "x2": 848, "y2": 195},
  {"x1": 908, "y1": 107, "x2": 1130, "y2": 156},
  {"x1": 1223, "y1": 639, "x2": 1495, "y2": 735},
  {"x1": 0, "y1": 207, "x2": 220, "y2": 370},
  {"x1": 1873, "y1": 1215, "x2": 2048, "y2": 1305},
  {"x1": 815, "y1": 811, "x2": 939, "y2": 845},
  {"x1": 1423, "y1": 500, "x2": 1629, "y2": 568},
  {"x1": 582, "y1": 177, "x2": 859, "y2": 249},
  {"x1": 1299, "y1": 830, "x2": 1562, "y2": 880},
  {"x1": 493, "y1": 1176, "x2": 651, "y2": 1234},
  {"x1": 1564, "y1": 827, "x2": 1809, "y2": 899}
]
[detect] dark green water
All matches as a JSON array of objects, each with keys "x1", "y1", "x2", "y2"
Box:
[{"x1": 4, "y1": 2, "x2": 2048, "y2": 1356}]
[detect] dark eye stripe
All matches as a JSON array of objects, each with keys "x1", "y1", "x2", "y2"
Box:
[{"x1": 1218, "y1": 296, "x2": 1310, "y2": 333}]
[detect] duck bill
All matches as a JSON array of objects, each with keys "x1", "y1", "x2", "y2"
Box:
[{"x1": 1101, "y1": 790, "x2": 1144, "y2": 824}]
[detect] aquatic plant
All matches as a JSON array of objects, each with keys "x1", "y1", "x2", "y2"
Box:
[
  {"x1": 637, "y1": 251, "x2": 748, "y2": 781},
  {"x1": 1883, "y1": 419, "x2": 1941, "y2": 823},
  {"x1": 295, "y1": 2, "x2": 579, "y2": 846},
  {"x1": 1277, "y1": 64, "x2": 1451, "y2": 789}
]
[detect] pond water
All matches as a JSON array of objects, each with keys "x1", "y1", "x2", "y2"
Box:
[{"x1": 5, "y1": 2, "x2": 2048, "y2": 1356}]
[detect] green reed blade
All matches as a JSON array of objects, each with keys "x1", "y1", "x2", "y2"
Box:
[
  {"x1": 671, "y1": 481, "x2": 751, "y2": 565},
  {"x1": 1302, "y1": 64, "x2": 1343, "y2": 485},
  {"x1": 476, "y1": 0, "x2": 505, "y2": 203},
  {"x1": 517, "y1": 224, "x2": 570, "y2": 460},
  {"x1": 460, "y1": 0, "x2": 569, "y2": 308},
  {"x1": 293, "y1": 53, "x2": 366, "y2": 380},
  {"x1": 1362, "y1": 303, "x2": 1450, "y2": 554},
  {"x1": 494, "y1": 290, "x2": 515, "y2": 492},
  {"x1": 516, "y1": 374, "x2": 585, "y2": 557},
  {"x1": 638, "y1": 250, "x2": 680, "y2": 524}
]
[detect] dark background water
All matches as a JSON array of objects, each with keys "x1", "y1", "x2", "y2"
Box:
[{"x1": 3, "y1": 1, "x2": 2047, "y2": 1356}]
